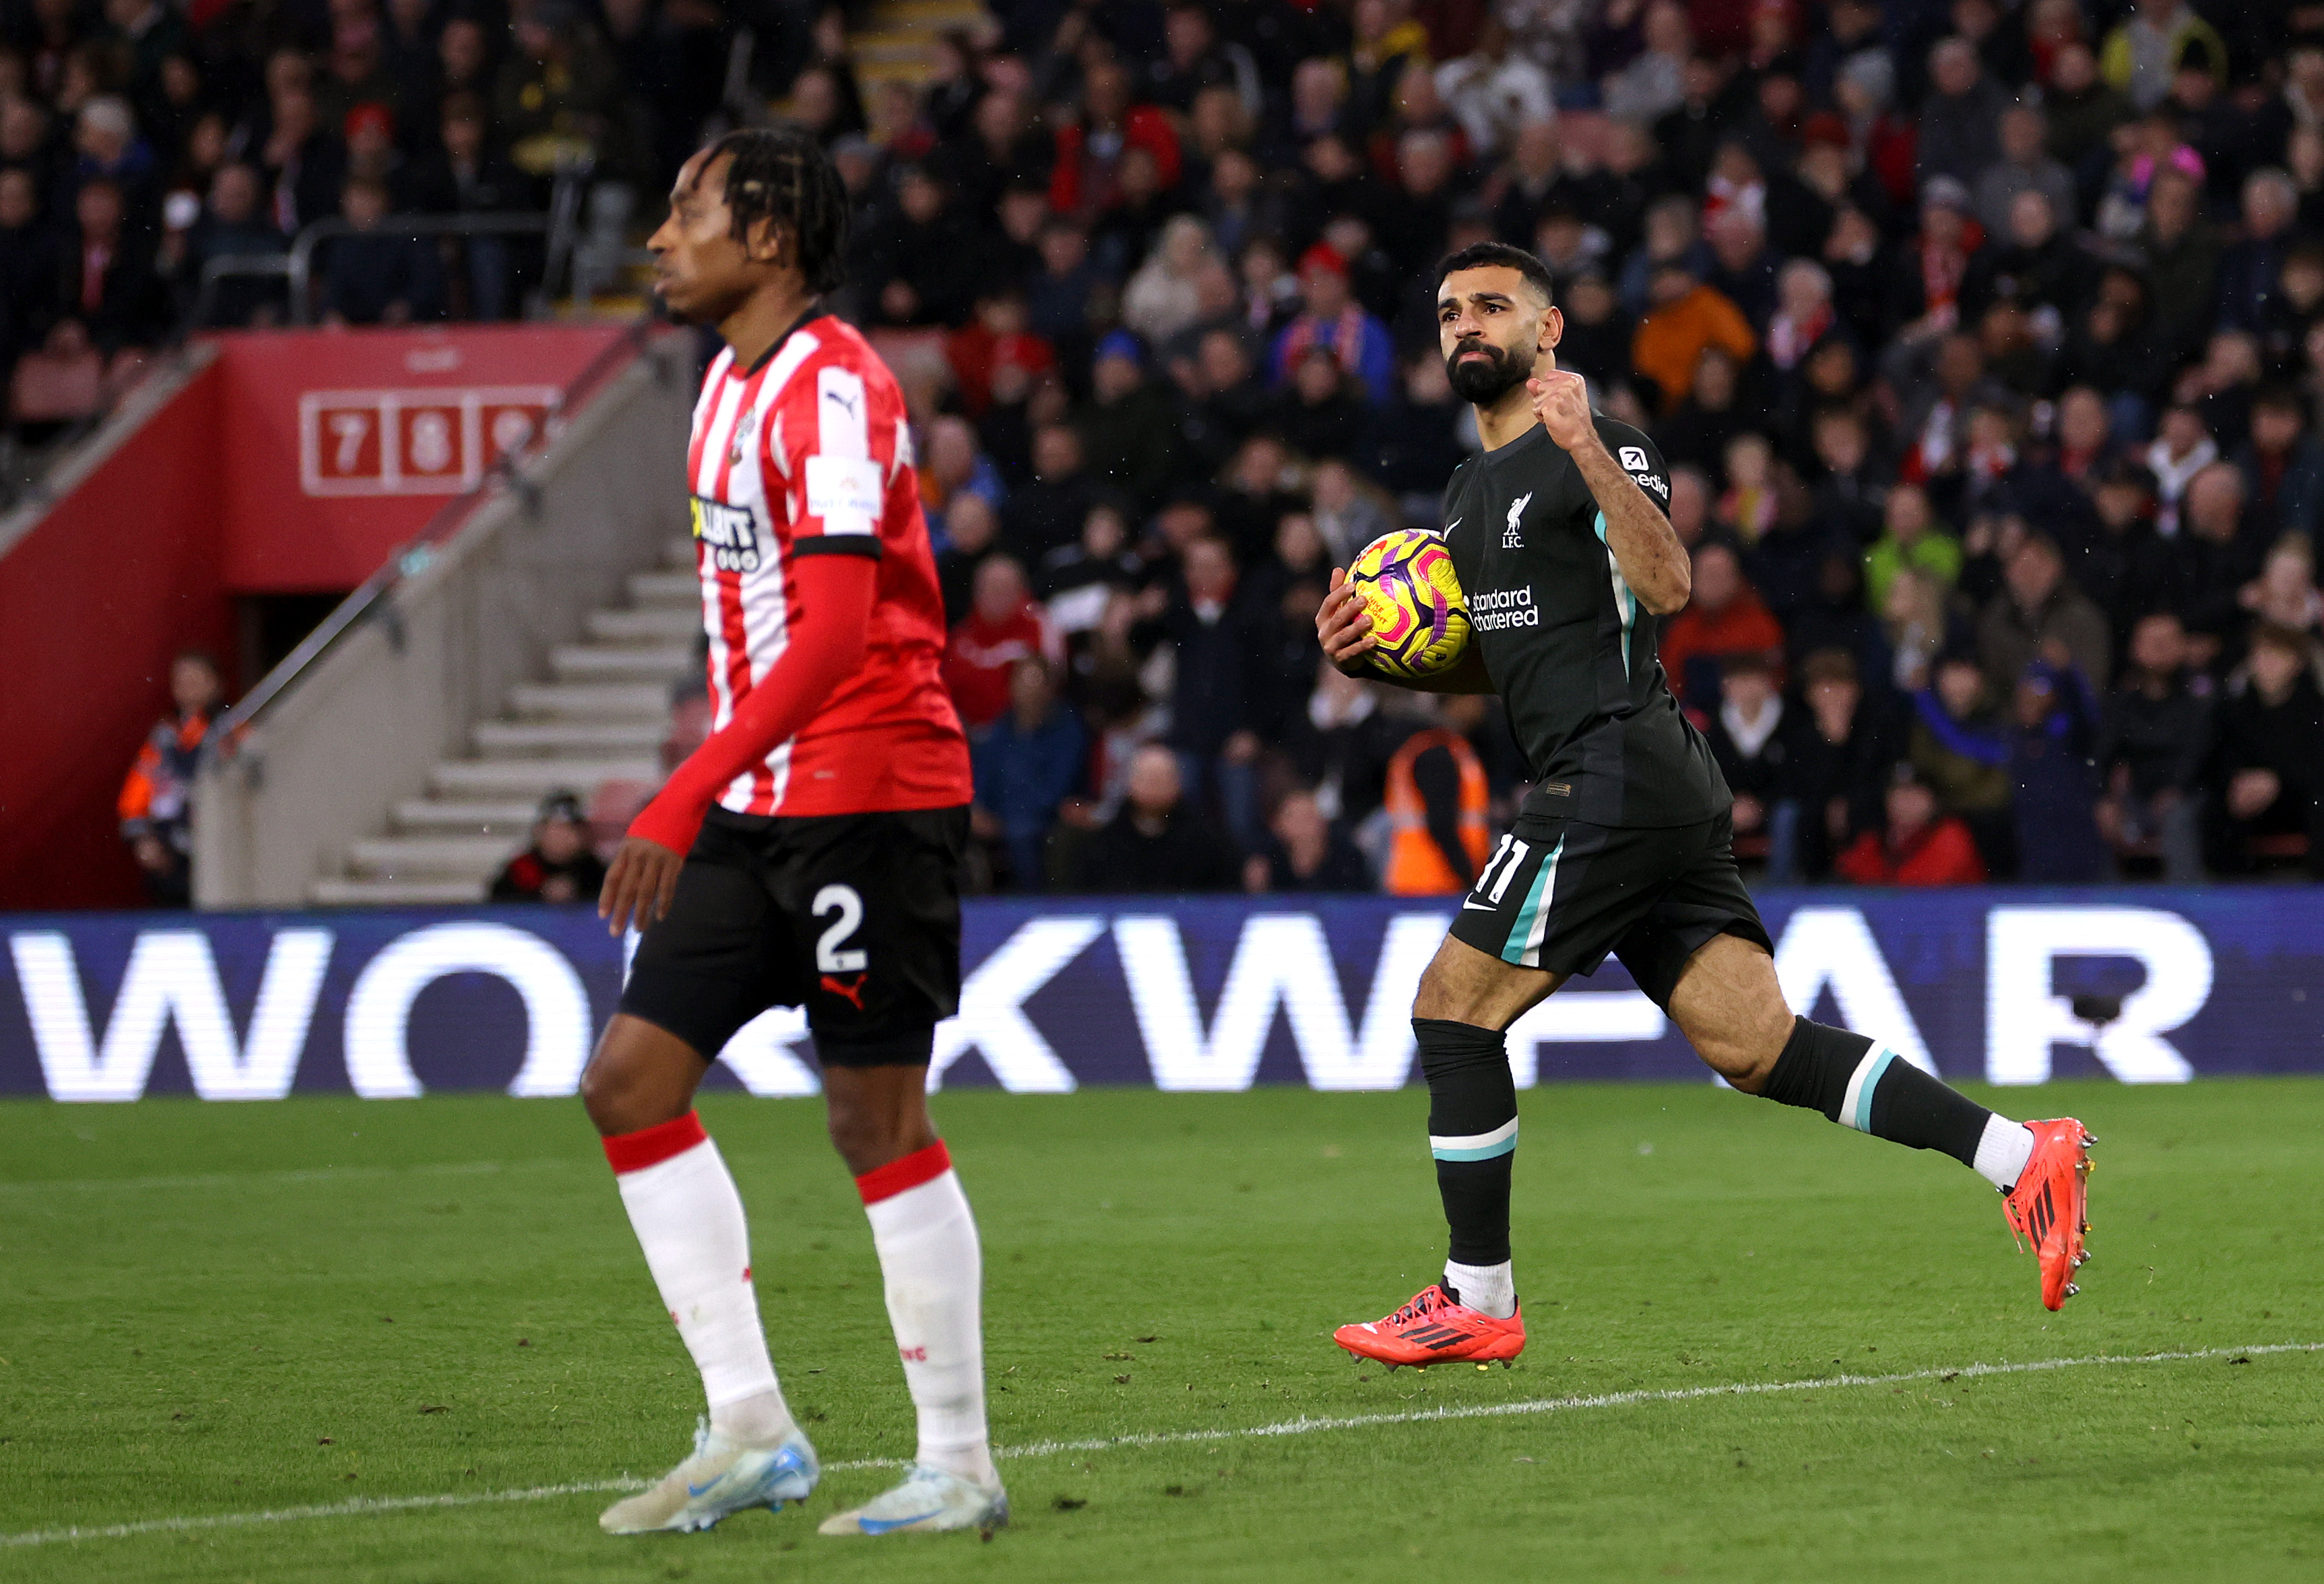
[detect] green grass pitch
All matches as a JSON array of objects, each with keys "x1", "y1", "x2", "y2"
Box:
[{"x1": 3, "y1": 1078, "x2": 2321, "y2": 1583}]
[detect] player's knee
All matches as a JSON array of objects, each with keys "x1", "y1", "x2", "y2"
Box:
[{"x1": 1411, "y1": 960, "x2": 1478, "y2": 1025}]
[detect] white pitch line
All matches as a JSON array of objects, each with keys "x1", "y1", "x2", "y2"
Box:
[{"x1": 4, "y1": 1342, "x2": 2315, "y2": 1548}]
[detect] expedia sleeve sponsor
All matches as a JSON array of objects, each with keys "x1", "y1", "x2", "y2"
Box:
[
  {"x1": 1471, "y1": 585, "x2": 1539, "y2": 630},
  {"x1": 691, "y1": 495, "x2": 763, "y2": 572}
]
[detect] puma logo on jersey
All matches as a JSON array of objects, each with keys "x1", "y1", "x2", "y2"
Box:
[
  {"x1": 824, "y1": 387, "x2": 860, "y2": 416},
  {"x1": 820, "y1": 972, "x2": 868, "y2": 1010},
  {"x1": 1503, "y1": 492, "x2": 1532, "y2": 548}
]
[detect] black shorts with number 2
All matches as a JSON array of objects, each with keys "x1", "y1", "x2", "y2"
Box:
[
  {"x1": 618, "y1": 804, "x2": 969, "y2": 1067},
  {"x1": 1446, "y1": 811, "x2": 1771, "y2": 1010}
]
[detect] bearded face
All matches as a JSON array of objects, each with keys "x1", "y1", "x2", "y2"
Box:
[{"x1": 1444, "y1": 334, "x2": 1534, "y2": 405}]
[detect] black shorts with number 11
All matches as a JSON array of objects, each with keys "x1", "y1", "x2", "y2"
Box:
[
  {"x1": 618, "y1": 804, "x2": 969, "y2": 1067},
  {"x1": 1446, "y1": 811, "x2": 1771, "y2": 1011}
]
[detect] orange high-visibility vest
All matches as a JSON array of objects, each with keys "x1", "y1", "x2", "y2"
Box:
[{"x1": 1382, "y1": 727, "x2": 1491, "y2": 894}]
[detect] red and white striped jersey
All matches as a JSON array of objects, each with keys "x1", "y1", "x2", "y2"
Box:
[{"x1": 685, "y1": 313, "x2": 970, "y2": 817}]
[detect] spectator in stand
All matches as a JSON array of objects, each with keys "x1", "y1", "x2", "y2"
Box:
[
  {"x1": 1004, "y1": 422, "x2": 1102, "y2": 560},
  {"x1": 184, "y1": 162, "x2": 286, "y2": 327},
  {"x1": 1910, "y1": 648, "x2": 2018, "y2": 874},
  {"x1": 56, "y1": 174, "x2": 166, "y2": 354},
  {"x1": 1702, "y1": 652, "x2": 1807, "y2": 855},
  {"x1": 1270, "y1": 242, "x2": 1395, "y2": 404},
  {"x1": 2243, "y1": 535, "x2": 2324, "y2": 638},
  {"x1": 1835, "y1": 768, "x2": 1991, "y2": 885},
  {"x1": 1631, "y1": 257, "x2": 1756, "y2": 414},
  {"x1": 919, "y1": 416, "x2": 1007, "y2": 546},
  {"x1": 1770, "y1": 648, "x2": 1892, "y2": 881},
  {"x1": 117, "y1": 649, "x2": 222, "y2": 906},
  {"x1": 319, "y1": 174, "x2": 443, "y2": 325},
  {"x1": 1918, "y1": 38, "x2": 2007, "y2": 188},
  {"x1": 2203, "y1": 621, "x2": 2324, "y2": 877},
  {"x1": 490, "y1": 791, "x2": 607, "y2": 904},
  {"x1": 1972, "y1": 104, "x2": 2077, "y2": 242},
  {"x1": 2097, "y1": 610, "x2": 2212, "y2": 880},
  {"x1": 1049, "y1": 60, "x2": 1181, "y2": 222},
  {"x1": 1069, "y1": 742, "x2": 1238, "y2": 892},
  {"x1": 1164, "y1": 535, "x2": 1265, "y2": 851},
  {"x1": 1378, "y1": 697, "x2": 1493, "y2": 896},
  {"x1": 2101, "y1": 1, "x2": 2227, "y2": 112},
  {"x1": 2234, "y1": 388, "x2": 2324, "y2": 540},
  {"x1": 1979, "y1": 534, "x2": 2112, "y2": 701},
  {"x1": 1076, "y1": 331, "x2": 1184, "y2": 514},
  {"x1": 2007, "y1": 657, "x2": 2110, "y2": 882},
  {"x1": 971, "y1": 655, "x2": 1086, "y2": 891},
  {"x1": 1863, "y1": 483, "x2": 1963, "y2": 614},
  {"x1": 2167, "y1": 463, "x2": 2269, "y2": 665},
  {"x1": 943, "y1": 555, "x2": 1052, "y2": 734},
  {"x1": 1658, "y1": 540, "x2": 1786, "y2": 711},
  {"x1": 934, "y1": 493, "x2": 1000, "y2": 625},
  {"x1": 1243, "y1": 785, "x2": 1372, "y2": 894}
]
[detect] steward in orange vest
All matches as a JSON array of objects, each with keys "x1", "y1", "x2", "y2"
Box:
[{"x1": 1382, "y1": 725, "x2": 1491, "y2": 894}]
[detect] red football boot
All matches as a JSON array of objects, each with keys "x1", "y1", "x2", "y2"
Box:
[
  {"x1": 2002, "y1": 1118, "x2": 2095, "y2": 1311},
  {"x1": 1334, "y1": 1284, "x2": 1526, "y2": 1369}
]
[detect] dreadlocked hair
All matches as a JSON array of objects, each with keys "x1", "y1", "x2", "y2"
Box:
[{"x1": 698, "y1": 125, "x2": 850, "y2": 294}]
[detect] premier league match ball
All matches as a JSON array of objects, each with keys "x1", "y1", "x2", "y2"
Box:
[{"x1": 1348, "y1": 528, "x2": 1472, "y2": 681}]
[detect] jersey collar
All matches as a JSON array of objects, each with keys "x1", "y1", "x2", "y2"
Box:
[
  {"x1": 734, "y1": 304, "x2": 827, "y2": 379},
  {"x1": 1481, "y1": 421, "x2": 1553, "y2": 463}
]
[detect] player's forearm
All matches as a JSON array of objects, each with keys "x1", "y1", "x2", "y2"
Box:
[
  {"x1": 630, "y1": 555, "x2": 878, "y2": 851},
  {"x1": 1572, "y1": 440, "x2": 1691, "y2": 616}
]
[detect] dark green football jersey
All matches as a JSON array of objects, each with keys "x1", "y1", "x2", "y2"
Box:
[{"x1": 1440, "y1": 416, "x2": 1729, "y2": 828}]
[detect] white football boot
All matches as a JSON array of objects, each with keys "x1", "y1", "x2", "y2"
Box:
[
  {"x1": 599, "y1": 1418, "x2": 819, "y2": 1535},
  {"x1": 816, "y1": 1463, "x2": 1008, "y2": 1536}
]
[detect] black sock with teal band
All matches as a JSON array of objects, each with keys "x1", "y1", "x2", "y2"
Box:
[
  {"x1": 1760, "y1": 1016, "x2": 1991, "y2": 1166},
  {"x1": 1415, "y1": 1018, "x2": 1518, "y2": 1267}
]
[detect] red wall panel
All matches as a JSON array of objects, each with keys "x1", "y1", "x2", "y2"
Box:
[
  {"x1": 212, "y1": 323, "x2": 626, "y2": 592},
  {"x1": 0, "y1": 360, "x2": 232, "y2": 909}
]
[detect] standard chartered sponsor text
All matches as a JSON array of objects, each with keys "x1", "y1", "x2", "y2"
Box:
[{"x1": 1472, "y1": 585, "x2": 1540, "y2": 630}]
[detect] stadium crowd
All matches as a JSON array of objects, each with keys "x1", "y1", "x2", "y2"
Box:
[
  {"x1": 868, "y1": 0, "x2": 2324, "y2": 894},
  {"x1": 60, "y1": 0, "x2": 2324, "y2": 899}
]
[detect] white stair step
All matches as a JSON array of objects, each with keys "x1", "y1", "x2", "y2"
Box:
[
  {"x1": 508, "y1": 682, "x2": 670, "y2": 720},
  {"x1": 311, "y1": 877, "x2": 489, "y2": 906},
  {"x1": 587, "y1": 607, "x2": 702, "y2": 644},
  {"x1": 628, "y1": 570, "x2": 699, "y2": 607},
  {"x1": 391, "y1": 798, "x2": 540, "y2": 834},
  {"x1": 349, "y1": 836, "x2": 521, "y2": 878},
  {"x1": 551, "y1": 643, "x2": 692, "y2": 682},
  {"x1": 475, "y1": 720, "x2": 667, "y2": 756},
  {"x1": 429, "y1": 758, "x2": 662, "y2": 799}
]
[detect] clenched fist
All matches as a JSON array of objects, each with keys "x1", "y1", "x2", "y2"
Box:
[{"x1": 1527, "y1": 370, "x2": 1597, "y2": 454}]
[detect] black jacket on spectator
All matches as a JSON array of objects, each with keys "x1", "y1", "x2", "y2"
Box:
[
  {"x1": 1163, "y1": 591, "x2": 1262, "y2": 758},
  {"x1": 1250, "y1": 829, "x2": 1372, "y2": 892},
  {"x1": 2099, "y1": 675, "x2": 2212, "y2": 800},
  {"x1": 319, "y1": 229, "x2": 446, "y2": 324},
  {"x1": 2202, "y1": 669, "x2": 2324, "y2": 876},
  {"x1": 1070, "y1": 804, "x2": 1241, "y2": 892}
]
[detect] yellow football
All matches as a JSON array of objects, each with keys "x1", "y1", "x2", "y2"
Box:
[{"x1": 1348, "y1": 528, "x2": 1472, "y2": 681}]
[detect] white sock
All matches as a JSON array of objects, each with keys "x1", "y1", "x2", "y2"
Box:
[
  {"x1": 1973, "y1": 1115, "x2": 2036, "y2": 1191},
  {"x1": 1445, "y1": 1259, "x2": 1516, "y2": 1319},
  {"x1": 606, "y1": 1113, "x2": 795, "y2": 1444},
  {"x1": 859, "y1": 1142, "x2": 995, "y2": 1488}
]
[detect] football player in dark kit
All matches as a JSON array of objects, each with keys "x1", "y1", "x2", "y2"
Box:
[{"x1": 1317, "y1": 242, "x2": 2094, "y2": 1368}]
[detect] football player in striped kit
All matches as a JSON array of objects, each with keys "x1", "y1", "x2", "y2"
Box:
[{"x1": 581, "y1": 127, "x2": 1003, "y2": 1540}]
